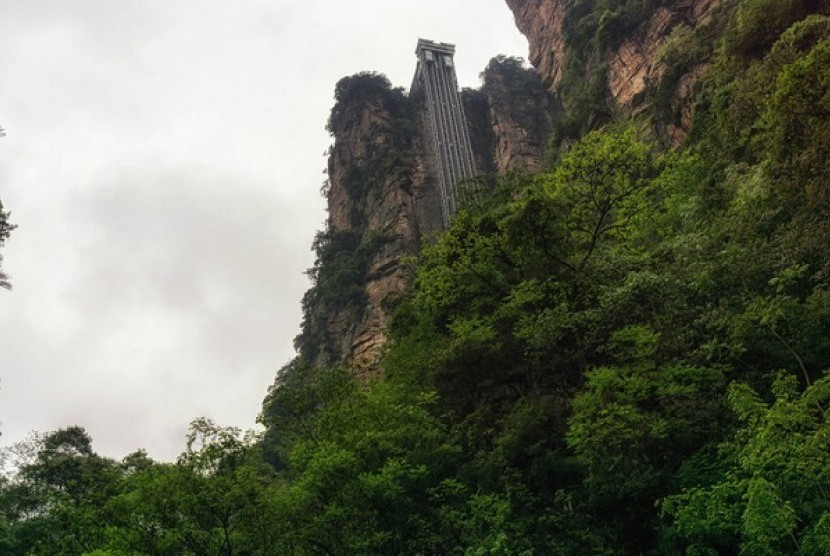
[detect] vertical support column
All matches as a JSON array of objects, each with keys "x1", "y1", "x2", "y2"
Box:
[{"x1": 411, "y1": 39, "x2": 477, "y2": 228}]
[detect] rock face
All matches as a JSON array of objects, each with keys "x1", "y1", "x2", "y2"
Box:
[
  {"x1": 666, "y1": 63, "x2": 707, "y2": 146},
  {"x1": 506, "y1": 0, "x2": 568, "y2": 93},
  {"x1": 461, "y1": 57, "x2": 558, "y2": 178},
  {"x1": 608, "y1": 0, "x2": 720, "y2": 109},
  {"x1": 506, "y1": 0, "x2": 722, "y2": 140},
  {"x1": 481, "y1": 56, "x2": 560, "y2": 174},
  {"x1": 691, "y1": 0, "x2": 719, "y2": 24},
  {"x1": 300, "y1": 78, "x2": 442, "y2": 375}
]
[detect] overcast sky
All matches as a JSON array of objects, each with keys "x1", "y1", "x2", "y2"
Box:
[{"x1": 0, "y1": 0, "x2": 528, "y2": 462}]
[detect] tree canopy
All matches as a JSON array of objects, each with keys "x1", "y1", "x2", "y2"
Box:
[{"x1": 3, "y1": 2, "x2": 830, "y2": 554}]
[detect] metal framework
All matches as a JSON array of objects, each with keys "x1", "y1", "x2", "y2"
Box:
[{"x1": 411, "y1": 39, "x2": 477, "y2": 227}]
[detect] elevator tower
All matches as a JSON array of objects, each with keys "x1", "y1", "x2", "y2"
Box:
[{"x1": 410, "y1": 39, "x2": 477, "y2": 227}]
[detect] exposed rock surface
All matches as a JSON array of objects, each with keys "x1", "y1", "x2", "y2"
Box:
[
  {"x1": 481, "y1": 57, "x2": 560, "y2": 174},
  {"x1": 608, "y1": 1, "x2": 719, "y2": 108},
  {"x1": 691, "y1": 0, "x2": 719, "y2": 24},
  {"x1": 462, "y1": 89, "x2": 498, "y2": 177},
  {"x1": 306, "y1": 85, "x2": 442, "y2": 375},
  {"x1": 505, "y1": 0, "x2": 568, "y2": 93},
  {"x1": 506, "y1": 0, "x2": 721, "y2": 140},
  {"x1": 608, "y1": 7, "x2": 679, "y2": 107}
]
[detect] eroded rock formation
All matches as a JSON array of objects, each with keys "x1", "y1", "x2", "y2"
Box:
[
  {"x1": 607, "y1": 1, "x2": 719, "y2": 108},
  {"x1": 506, "y1": 0, "x2": 722, "y2": 141},
  {"x1": 304, "y1": 57, "x2": 559, "y2": 374},
  {"x1": 505, "y1": 0, "x2": 568, "y2": 93},
  {"x1": 299, "y1": 79, "x2": 441, "y2": 375},
  {"x1": 607, "y1": 7, "x2": 680, "y2": 107},
  {"x1": 481, "y1": 56, "x2": 560, "y2": 174}
]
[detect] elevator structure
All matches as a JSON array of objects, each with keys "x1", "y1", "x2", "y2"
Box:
[{"x1": 410, "y1": 39, "x2": 477, "y2": 227}]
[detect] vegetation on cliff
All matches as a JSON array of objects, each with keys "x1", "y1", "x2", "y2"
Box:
[
  {"x1": 2, "y1": 2, "x2": 830, "y2": 554},
  {"x1": 297, "y1": 73, "x2": 418, "y2": 368}
]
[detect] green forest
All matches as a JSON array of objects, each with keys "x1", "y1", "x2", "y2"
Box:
[{"x1": 3, "y1": 0, "x2": 830, "y2": 553}]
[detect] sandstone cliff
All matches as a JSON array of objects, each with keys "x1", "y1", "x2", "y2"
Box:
[
  {"x1": 505, "y1": 0, "x2": 568, "y2": 93},
  {"x1": 296, "y1": 74, "x2": 440, "y2": 375},
  {"x1": 299, "y1": 60, "x2": 559, "y2": 373},
  {"x1": 506, "y1": 0, "x2": 720, "y2": 144},
  {"x1": 480, "y1": 56, "x2": 560, "y2": 174},
  {"x1": 606, "y1": 1, "x2": 718, "y2": 108}
]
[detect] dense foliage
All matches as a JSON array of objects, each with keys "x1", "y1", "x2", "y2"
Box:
[{"x1": 3, "y1": 2, "x2": 830, "y2": 554}]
